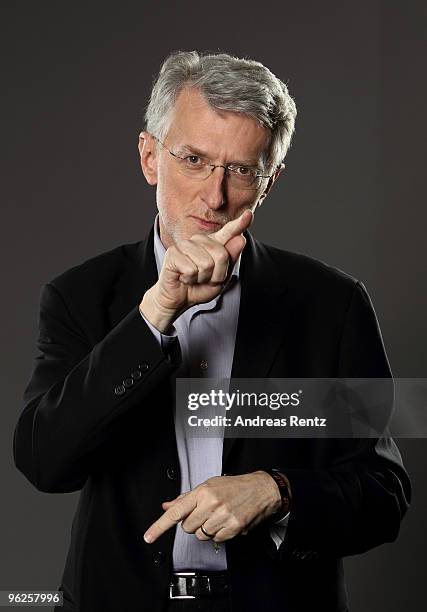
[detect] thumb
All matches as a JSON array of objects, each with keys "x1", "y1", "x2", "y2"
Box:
[
  {"x1": 161, "y1": 501, "x2": 175, "y2": 509},
  {"x1": 161, "y1": 492, "x2": 188, "y2": 509}
]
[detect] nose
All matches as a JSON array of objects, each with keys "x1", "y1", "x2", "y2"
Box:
[{"x1": 200, "y1": 166, "x2": 227, "y2": 210}]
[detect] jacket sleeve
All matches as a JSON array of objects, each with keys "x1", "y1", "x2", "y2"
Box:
[
  {"x1": 13, "y1": 282, "x2": 180, "y2": 493},
  {"x1": 278, "y1": 282, "x2": 411, "y2": 558}
]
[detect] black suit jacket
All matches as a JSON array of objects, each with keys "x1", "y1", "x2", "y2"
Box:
[{"x1": 14, "y1": 228, "x2": 411, "y2": 612}]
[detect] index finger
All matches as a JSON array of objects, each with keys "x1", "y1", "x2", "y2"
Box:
[
  {"x1": 213, "y1": 209, "x2": 253, "y2": 246},
  {"x1": 143, "y1": 492, "x2": 197, "y2": 543}
]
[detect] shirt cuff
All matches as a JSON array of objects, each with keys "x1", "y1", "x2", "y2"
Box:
[
  {"x1": 273, "y1": 511, "x2": 290, "y2": 527},
  {"x1": 269, "y1": 513, "x2": 290, "y2": 549},
  {"x1": 139, "y1": 308, "x2": 177, "y2": 352}
]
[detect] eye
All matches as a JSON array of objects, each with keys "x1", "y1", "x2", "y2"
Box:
[
  {"x1": 237, "y1": 166, "x2": 250, "y2": 175},
  {"x1": 185, "y1": 155, "x2": 202, "y2": 165}
]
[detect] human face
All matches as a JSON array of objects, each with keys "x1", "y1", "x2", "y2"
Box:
[{"x1": 139, "y1": 87, "x2": 280, "y2": 249}]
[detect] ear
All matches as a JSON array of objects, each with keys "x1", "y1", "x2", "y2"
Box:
[
  {"x1": 257, "y1": 162, "x2": 285, "y2": 207},
  {"x1": 138, "y1": 131, "x2": 158, "y2": 186}
]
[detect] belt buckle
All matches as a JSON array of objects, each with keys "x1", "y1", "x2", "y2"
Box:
[{"x1": 169, "y1": 571, "x2": 197, "y2": 599}]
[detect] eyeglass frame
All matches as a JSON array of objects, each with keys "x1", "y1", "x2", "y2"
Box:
[{"x1": 152, "y1": 135, "x2": 279, "y2": 190}]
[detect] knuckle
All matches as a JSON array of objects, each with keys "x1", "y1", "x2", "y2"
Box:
[
  {"x1": 180, "y1": 239, "x2": 197, "y2": 252},
  {"x1": 216, "y1": 250, "x2": 229, "y2": 265},
  {"x1": 205, "y1": 253, "x2": 215, "y2": 267},
  {"x1": 231, "y1": 516, "x2": 242, "y2": 531},
  {"x1": 197, "y1": 485, "x2": 210, "y2": 501},
  {"x1": 198, "y1": 487, "x2": 220, "y2": 508},
  {"x1": 198, "y1": 481, "x2": 210, "y2": 493},
  {"x1": 183, "y1": 262, "x2": 198, "y2": 276},
  {"x1": 210, "y1": 498, "x2": 221, "y2": 510},
  {"x1": 168, "y1": 507, "x2": 183, "y2": 522},
  {"x1": 201, "y1": 260, "x2": 215, "y2": 275},
  {"x1": 214, "y1": 532, "x2": 226, "y2": 543},
  {"x1": 221, "y1": 501, "x2": 232, "y2": 515}
]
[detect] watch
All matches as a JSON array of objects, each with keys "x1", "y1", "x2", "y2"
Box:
[{"x1": 265, "y1": 468, "x2": 291, "y2": 519}]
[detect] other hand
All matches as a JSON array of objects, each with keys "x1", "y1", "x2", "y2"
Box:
[{"x1": 143, "y1": 471, "x2": 281, "y2": 544}]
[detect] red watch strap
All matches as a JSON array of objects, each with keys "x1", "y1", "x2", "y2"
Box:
[{"x1": 265, "y1": 469, "x2": 291, "y2": 516}]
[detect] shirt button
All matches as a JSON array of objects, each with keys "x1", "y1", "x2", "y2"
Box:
[
  {"x1": 114, "y1": 385, "x2": 126, "y2": 396},
  {"x1": 152, "y1": 551, "x2": 164, "y2": 566},
  {"x1": 200, "y1": 359, "x2": 208, "y2": 371},
  {"x1": 166, "y1": 467, "x2": 176, "y2": 480}
]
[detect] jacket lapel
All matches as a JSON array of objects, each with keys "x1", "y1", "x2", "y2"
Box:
[
  {"x1": 230, "y1": 232, "x2": 288, "y2": 378},
  {"x1": 107, "y1": 227, "x2": 158, "y2": 330},
  {"x1": 223, "y1": 232, "x2": 288, "y2": 469}
]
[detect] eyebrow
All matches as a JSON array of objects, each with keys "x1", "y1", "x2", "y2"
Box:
[{"x1": 179, "y1": 143, "x2": 262, "y2": 167}]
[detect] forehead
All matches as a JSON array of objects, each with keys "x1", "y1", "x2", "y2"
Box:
[{"x1": 165, "y1": 87, "x2": 271, "y2": 163}]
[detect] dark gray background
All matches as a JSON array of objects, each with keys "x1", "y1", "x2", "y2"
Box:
[{"x1": 1, "y1": 1, "x2": 425, "y2": 610}]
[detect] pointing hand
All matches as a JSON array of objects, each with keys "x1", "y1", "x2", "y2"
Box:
[{"x1": 140, "y1": 209, "x2": 253, "y2": 332}]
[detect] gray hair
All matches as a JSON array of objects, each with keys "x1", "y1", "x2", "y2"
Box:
[{"x1": 144, "y1": 50, "x2": 297, "y2": 172}]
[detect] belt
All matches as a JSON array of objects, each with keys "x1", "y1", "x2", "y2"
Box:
[{"x1": 169, "y1": 571, "x2": 230, "y2": 599}]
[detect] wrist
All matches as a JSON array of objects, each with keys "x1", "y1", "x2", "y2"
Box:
[
  {"x1": 140, "y1": 286, "x2": 176, "y2": 334},
  {"x1": 263, "y1": 469, "x2": 291, "y2": 519},
  {"x1": 254, "y1": 470, "x2": 282, "y2": 515}
]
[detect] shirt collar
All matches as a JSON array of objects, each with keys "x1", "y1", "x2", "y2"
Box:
[{"x1": 153, "y1": 214, "x2": 241, "y2": 280}]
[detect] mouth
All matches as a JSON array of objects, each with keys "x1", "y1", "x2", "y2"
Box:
[{"x1": 190, "y1": 216, "x2": 224, "y2": 230}]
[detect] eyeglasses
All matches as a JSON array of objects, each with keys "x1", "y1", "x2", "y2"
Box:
[{"x1": 153, "y1": 136, "x2": 273, "y2": 190}]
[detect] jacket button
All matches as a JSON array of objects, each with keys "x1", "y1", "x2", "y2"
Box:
[
  {"x1": 123, "y1": 377, "x2": 134, "y2": 388},
  {"x1": 166, "y1": 467, "x2": 176, "y2": 480},
  {"x1": 139, "y1": 362, "x2": 149, "y2": 372},
  {"x1": 114, "y1": 385, "x2": 126, "y2": 396},
  {"x1": 152, "y1": 551, "x2": 164, "y2": 566},
  {"x1": 131, "y1": 370, "x2": 142, "y2": 380}
]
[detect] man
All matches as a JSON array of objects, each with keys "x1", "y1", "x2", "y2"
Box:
[{"x1": 14, "y1": 51, "x2": 410, "y2": 612}]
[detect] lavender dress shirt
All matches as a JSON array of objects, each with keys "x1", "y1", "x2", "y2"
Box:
[{"x1": 140, "y1": 216, "x2": 288, "y2": 570}]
